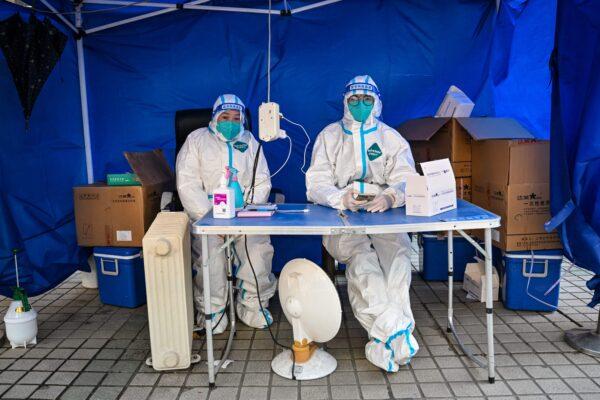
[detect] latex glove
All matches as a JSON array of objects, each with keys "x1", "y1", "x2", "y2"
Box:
[
  {"x1": 342, "y1": 190, "x2": 367, "y2": 212},
  {"x1": 365, "y1": 194, "x2": 393, "y2": 213}
]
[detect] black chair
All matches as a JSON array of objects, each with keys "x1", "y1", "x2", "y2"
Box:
[{"x1": 163, "y1": 108, "x2": 253, "y2": 211}]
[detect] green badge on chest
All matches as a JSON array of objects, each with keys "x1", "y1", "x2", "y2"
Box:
[
  {"x1": 367, "y1": 143, "x2": 382, "y2": 161},
  {"x1": 233, "y1": 141, "x2": 248, "y2": 153}
]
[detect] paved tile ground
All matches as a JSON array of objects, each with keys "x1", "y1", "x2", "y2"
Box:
[{"x1": 0, "y1": 241, "x2": 599, "y2": 399}]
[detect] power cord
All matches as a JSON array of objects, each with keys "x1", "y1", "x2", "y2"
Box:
[
  {"x1": 280, "y1": 114, "x2": 311, "y2": 174},
  {"x1": 244, "y1": 235, "x2": 296, "y2": 380}
]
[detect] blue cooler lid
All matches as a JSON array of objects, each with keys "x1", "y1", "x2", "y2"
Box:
[
  {"x1": 503, "y1": 249, "x2": 563, "y2": 259},
  {"x1": 93, "y1": 247, "x2": 142, "y2": 257}
]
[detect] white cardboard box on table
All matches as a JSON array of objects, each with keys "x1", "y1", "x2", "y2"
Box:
[{"x1": 406, "y1": 158, "x2": 457, "y2": 217}]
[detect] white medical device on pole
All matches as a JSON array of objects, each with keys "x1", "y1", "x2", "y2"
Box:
[
  {"x1": 259, "y1": 102, "x2": 287, "y2": 142},
  {"x1": 271, "y1": 259, "x2": 342, "y2": 380}
]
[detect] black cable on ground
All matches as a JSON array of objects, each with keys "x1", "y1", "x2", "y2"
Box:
[{"x1": 244, "y1": 235, "x2": 296, "y2": 380}]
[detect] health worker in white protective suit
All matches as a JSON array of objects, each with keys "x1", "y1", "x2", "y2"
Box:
[
  {"x1": 306, "y1": 76, "x2": 419, "y2": 372},
  {"x1": 176, "y1": 94, "x2": 277, "y2": 334}
]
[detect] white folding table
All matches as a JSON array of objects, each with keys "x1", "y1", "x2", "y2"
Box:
[{"x1": 192, "y1": 199, "x2": 500, "y2": 386}]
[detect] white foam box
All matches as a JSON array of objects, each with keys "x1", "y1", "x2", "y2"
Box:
[{"x1": 463, "y1": 259, "x2": 499, "y2": 302}]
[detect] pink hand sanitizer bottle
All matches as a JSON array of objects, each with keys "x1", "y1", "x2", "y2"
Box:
[{"x1": 212, "y1": 167, "x2": 236, "y2": 219}]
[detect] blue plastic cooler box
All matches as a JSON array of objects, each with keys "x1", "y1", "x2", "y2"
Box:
[
  {"x1": 418, "y1": 233, "x2": 478, "y2": 281},
  {"x1": 497, "y1": 250, "x2": 563, "y2": 312},
  {"x1": 93, "y1": 247, "x2": 146, "y2": 308}
]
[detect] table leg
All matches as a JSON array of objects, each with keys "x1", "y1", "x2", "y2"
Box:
[
  {"x1": 202, "y1": 235, "x2": 215, "y2": 387},
  {"x1": 215, "y1": 235, "x2": 237, "y2": 372},
  {"x1": 484, "y1": 228, "x2": 496, "y2": 383},
  {"x1": 447, "y1": 230, "x2": 454, "y2": 333}
]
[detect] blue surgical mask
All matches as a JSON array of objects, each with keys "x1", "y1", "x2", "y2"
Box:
[
  {"x1": 216, "y1": 121, "x2": 241, "y2": 141},
  {"x1": 348, "y1": 101, "x2": 374, "y2": 122}
]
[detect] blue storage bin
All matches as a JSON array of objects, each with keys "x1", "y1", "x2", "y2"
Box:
[
  {"x1": 498, "y1": 250, "x2": 563, "y2": 312},
  {"x1": 418, "y1": 233, "x2": 478, "y2": 281},
  {"x1": 93, "y1": 247, "x2": 146, "y2": 308}
]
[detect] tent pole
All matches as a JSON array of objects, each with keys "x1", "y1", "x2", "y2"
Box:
[
  {"x1": 185, "y1": 5, "x2": 278, "y2": 14},
  {"x1": 85, "y1": 0, "x2": 211, "y2": 34},
  {"x1": 39, "y1": 0, "x2": 78, "y2": 33},
  {"x1": 75, "y1": 5, "x2": 94, "y2": 184},
  {"x1": 290, "y1": 0, "x2": 343, "y2": 14},
  {"x1": 84, "y1": 0, "x2": 175, "y2": 8}
]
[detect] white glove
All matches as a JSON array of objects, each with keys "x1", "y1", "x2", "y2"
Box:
[
  {"x1": 342, "y1": 190, "x2": 367, "y2": 212},
  {"x1": 365, "y1": 194, "x2": 393, "y2": 213}
]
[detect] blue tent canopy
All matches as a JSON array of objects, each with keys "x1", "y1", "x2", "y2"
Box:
[{"x1": 1, "y1": 0, "x2": 578, "y2": 298}]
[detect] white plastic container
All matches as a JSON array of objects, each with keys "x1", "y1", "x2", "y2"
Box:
[
  {"x1": 4, "y1": 301, "x2": 37, "y2": 349},
  {"x1": 213, "y1": 168, "x2": 236, "y2": 219},
  {"x1": 80, "y1": 255, "x2": 98, "y2": 289}
]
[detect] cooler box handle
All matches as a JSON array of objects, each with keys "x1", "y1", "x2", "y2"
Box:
[
  {"x1": 100, "y1": 258, "x2": 119, "y2": 276},
  {"x1": 521, "y1": 259, "x2": 548, "y2": 278}
]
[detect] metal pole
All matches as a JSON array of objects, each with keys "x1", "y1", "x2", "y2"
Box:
[
  {"x1": 40, "y1": 0, "x2": 78, "y2": 33},
  {"x1": 484, "y1": 228, "x2": 496, "y2": 383},
  {"x1": 290, "y1": 0, "x2": 344, "y2": 14},
  {"x1": 201, "y1": 234, "x2": 215, "y2": 387},
  {"x1": 75, "y1": 6, "x2": 94, "y2": 184},
  {"x1": 447, "y1": 231, "x2": 454, "y2": 333}
]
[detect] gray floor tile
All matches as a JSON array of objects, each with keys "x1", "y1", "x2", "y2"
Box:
[
  {"x1": 102, "y1": 372, "x2": 132, "y2": 386},
  {"x1": 0, "y1": 370, "x2": 26, "y2": 384},
  {"x1": 270, "y1": 386, "x2": 298, "y2": 400},
  {"x1": 2, "y1": 384, "x2": 39, "y2": 399},
  {"x1": 330, "y1": 385, "x2": 360, "y2": 400},
  {"x1": 119, "y1": 386, "x2": 152, "y2": 400},
  {"x1": 506, "y1": 379, "x2": 543, "y2": 395},
  {"x1": 90, "y1": 386, "x2": 124, "y2": 400},
  {"x1": 19, "y1": 371, "x2": 52, "y2": 385},
  {"x1": 240, "y1": 386, "x2": 268, "y2": 400},
  {"x1": 73, "y1": 372, "x2": 106, "y2": 386},
  {"x1": 477, "y1": 381, "x2": 512, "y2": 397},
  {"x1": 242, "y1": 372, "x2": 270, "y2": 386},
  {"x1": 360, "y1": 384, "x2": 390, "y2": 399},
  {"x1": 391, "y1": 383, "x2": 421, "y2": 399},
  {"x1": 59, "y1": 385, "x2": 95, "y2": 400},
  {"x1": 563, "y1": 377, "x2": 600, "y2": 393},
  {"x1": 46, "y1": 372, "x2": 78, "y2": 386},
  {"x1": 148, "y1": 387, "x2": 179, "y2": 400},
  {"x1": 419, "y1": 382, "x2": 451, "y2": 398},
  {"x1": 30, "y1": 385, "x2": 66, "y2": 400},
  {"x1": 208, "y1": 387, "x2": 239, "y2": 400},
  {"x1": 301, "y1": 385, "x2": 331, "y2": 400},
  {"x1": 178, "y1": 387, "x2": 209, "y2": 400},
  {"x1": 537, "y1": 379, "x2": 574, "y2": 394},
  {"x1": 449, "y1": 381, "x2": 483, "y2": 397}
]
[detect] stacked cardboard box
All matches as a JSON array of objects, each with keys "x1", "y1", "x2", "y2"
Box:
[
  {"x1": 73, "y1": 149, "x2": 174, "y2": 247},
  {"x1": 399, "y1": 117, "x2": 560, "y2": 251},
  {"x1": 399, "y1": 117, "x2": 529, "y2": 202},
  {"x1": 471, "y1": 139, "x2": 561, "y2": 251}
]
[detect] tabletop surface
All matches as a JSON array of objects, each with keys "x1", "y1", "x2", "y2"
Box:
[{"x1": 192, "y1": 199, "x2": 500, "y2": 235}]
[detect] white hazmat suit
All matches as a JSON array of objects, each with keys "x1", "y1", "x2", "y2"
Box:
[
  {"x1": 176, "y1": 94, "x2": 277, "y2": 333},
  {"x1": 306, "y1": 76, "x2": 419, "y2": 371}
]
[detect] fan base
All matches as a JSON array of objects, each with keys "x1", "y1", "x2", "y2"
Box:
[{"x1": 272, "y1": 348, "x2": 337, "y2": 380}]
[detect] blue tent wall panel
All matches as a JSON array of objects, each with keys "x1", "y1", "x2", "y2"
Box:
[
  {"x1": 549, "y1": 0, "x2": 600, "y2": 297},
  {"x1": 0, "y1": 0, "x2": 560, "y2": 295},
  {"x1": 0, "y1": 6, "x2": 88, "y2": 296},
  {"x1": 490, "y1": 0, "x2": 555, "y2": 138}
]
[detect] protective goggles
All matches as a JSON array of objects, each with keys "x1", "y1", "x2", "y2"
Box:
[{"x1": 347, "y1": 95, "x2": 375, "y2": 106}]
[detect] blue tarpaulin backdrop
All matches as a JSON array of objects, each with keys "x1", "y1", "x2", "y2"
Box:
[
  {"x1": 547, "y1": 0, "x2": 600, "y2": 306},
  {"x1": 0, "y1": 0, "x2": 574, "y2": 298}
]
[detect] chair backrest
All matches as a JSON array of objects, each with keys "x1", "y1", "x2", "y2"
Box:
[{"x1": 175, "y1": 108, "x2": 253, "y2": 154}]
